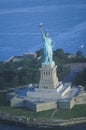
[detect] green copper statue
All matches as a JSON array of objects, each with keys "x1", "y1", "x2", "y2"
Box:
[{"x1": 40, "y1": 23, "x2": 54, "y2": 64}]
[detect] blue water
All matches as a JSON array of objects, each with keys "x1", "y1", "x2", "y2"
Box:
[
  {"x1": 0, "y1": 122, "x2": 86, "y2": 130},
  {"x1": 0, "y1": 0, "x2": 86, "y2": 61}
]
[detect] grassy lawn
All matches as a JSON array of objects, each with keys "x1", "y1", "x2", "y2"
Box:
[
  {"x1": 0, "y1": 104, "x2": 86, "y2": 119},
  {"x1": 54, "y1": 104, "x2": 86, "y2": 119},
  {"x1": 0, "y1": 106, "x2": 54, "y2": 119}
]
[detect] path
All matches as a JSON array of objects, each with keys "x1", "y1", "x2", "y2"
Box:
[{"x1": 50, "y1": 108, "x2": 57, "y2": 119}]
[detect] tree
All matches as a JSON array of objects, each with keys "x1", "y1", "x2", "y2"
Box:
[
  {"x1": 76, "y1": 50, "x2": 83, "y2": 58},
  {"x1": 0, "y1": 77, "x2": 4, "y2": 89},
  {"x1": 54, "y1": 48, "x2": 64, "y2": 59},
  {"x1": 57, "y1": 65, "x2": 70, "y2": 80},
  {"x1": 36, "y1": 49, "x2": 43, "y2": 58},
  {"x1": 72, "y1": 68, "x2": 86, "y2": 90}
]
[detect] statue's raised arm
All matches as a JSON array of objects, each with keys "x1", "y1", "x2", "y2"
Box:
[
  {"x1": 40, "y1": 23, "x2": 54, "y2": 64},
  {"x1": 40, "y1": 22, "x2": 43, "y2": 34}
]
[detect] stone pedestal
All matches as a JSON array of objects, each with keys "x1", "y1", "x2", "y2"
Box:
[{"x1": 39, "y1": 63, "x2": 59, "y2": 89}]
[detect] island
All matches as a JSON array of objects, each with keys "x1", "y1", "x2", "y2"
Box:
[{"x1": 0, "y1": 24, "x2": 86, "y2": 127}]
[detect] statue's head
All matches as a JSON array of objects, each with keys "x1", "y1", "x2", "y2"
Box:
[{"x1": 45, "y1": 33, "x2": 49, "y2": 37}]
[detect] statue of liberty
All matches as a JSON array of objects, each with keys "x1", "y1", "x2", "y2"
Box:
[{"x1": 40, "y1": 23, "x2": 54, "y2": 64}]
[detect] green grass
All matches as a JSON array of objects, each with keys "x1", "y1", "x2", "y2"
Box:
[
  {"x1": 0, "y1": 104, "x2": 86, "y2": 119},
  {"x1": 54, "y1": 104, "x2": 86, "y2": 119},
  {"x1": 0, "y1": 106, "x2": 54, "y2": 119}
]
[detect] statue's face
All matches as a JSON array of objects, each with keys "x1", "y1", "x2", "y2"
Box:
[{"x1": 45, "y1": 33, "x2": 49, "y2": 37}]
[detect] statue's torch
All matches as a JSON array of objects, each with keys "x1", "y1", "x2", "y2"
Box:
[{"x1": 40, "y1": 22, "x2": 43, "y2": 33}]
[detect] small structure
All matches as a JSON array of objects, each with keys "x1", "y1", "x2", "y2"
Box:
[
  {"x1": 4, "y1": 52, "x2": 37, "y2": 63},
  {"x1": 4, "y1": 56, "x2": 24, "y2": 63},
  {"x1": 23, "y1": 53, "x2": 37, "y2": 58}
]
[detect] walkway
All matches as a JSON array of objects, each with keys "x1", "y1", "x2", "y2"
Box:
[{"x1": 50, "y1": 108, "x2": 57, "y2": 119}]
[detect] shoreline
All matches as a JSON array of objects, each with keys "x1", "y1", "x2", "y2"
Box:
[{"x1": 0, "y1": 113, "x2": 86, "y2": 127}]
